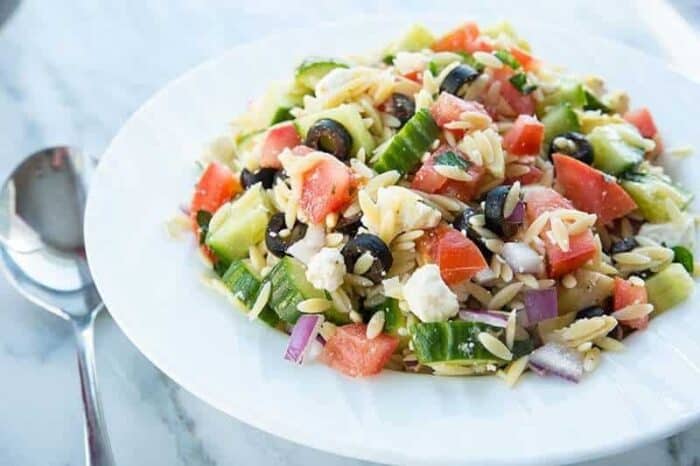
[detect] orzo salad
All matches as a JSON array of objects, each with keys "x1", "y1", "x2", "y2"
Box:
[{"x1": 172, "y1": 21, "x2": 697, "y2": 385}]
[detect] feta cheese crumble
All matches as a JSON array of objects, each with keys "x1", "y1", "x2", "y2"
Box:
[
  {"x1": 374, "y1": 186, "x2": 441, "y2": 233},
  {"x1": 403, "y1": 264, "x2": 459, "y2": 323},
  {"x1": 306, "y1": 247, "x2": 346, "y2": 292}
]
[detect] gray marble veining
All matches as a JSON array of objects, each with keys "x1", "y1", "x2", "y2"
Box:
[{"x1": 1, "y1": 1, "x2": 700, "y2": 465}]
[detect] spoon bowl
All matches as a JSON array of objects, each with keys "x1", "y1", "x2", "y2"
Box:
[{"x1": 0, "y1": 146, "x2": 114, "y2": 466}]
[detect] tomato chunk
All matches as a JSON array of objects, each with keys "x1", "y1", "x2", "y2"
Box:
[
  {"x1": 190, "y1": 162, "x2": 239, "y2": 226},
  {"x1": 506, "y1": 165, "x2": 543, "y2": 185},
  {"x1": 321, "y1": 323, "x2": 399, "y2": 377},
  {"x1": 624, "y1": 107, "x2": 658, "y2": 139},
  {"x1": 432, "y1": 22, "x2": 493, "y2": 54},
  {"x1": 503, "y1": 114, "x2": 544, "y2": 155},
  {"x1": 300, "y1": 158, "x2": 353, "y2": 223},
  {"x1": 613, "y1": 277, "x2": 649, "y2": 330},
  {"x1": 552, "y1": 153, "x2": 637, "y2": 224},
  {"x1": 544, "y1": 230, "x2": 597, "y2": 278},
  {"x1": 411, "y1": 146, "x2": 485, "y2": 202},
  {"x1": 417, "y1": 225, "x2": 487, "y2": 285},
  {"x1": 430, "y1": 92, "x2": 489, "y2": 128},
  {"x1": 510, "y1": 47, "x2": 539, "y2": 71},
  {"x1": 491, "y1": 69, "x2": 535, "y2": 116},
  {"x1": 260, "y1": 122, "x2": 302, "y2": 169},
  {"x1": 523, "y1": 186, "x2": 597, "y2": 277}
]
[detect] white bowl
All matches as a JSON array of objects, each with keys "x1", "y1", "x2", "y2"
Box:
[{"x1": 85, "y1": 16, "x2": 700, "y2": 465}]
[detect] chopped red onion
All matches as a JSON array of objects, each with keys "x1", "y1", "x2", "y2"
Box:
[
  {"x1": 458, "y1": 310, "x2": 508, "y2": 328},
  {"x1": 505, "y1": 200, "x2": 525, "y2": 224},
  {"x1": 522, "y1": 288, "x2": 558, "y2": 327},
  {"x1": 284, "y1": 315, "x2": 324, "y2": 365},
  {"x1": 179, "y1": 203, "x2": 191, "y2": 215},
  {"x1": 501, "y1": 242, "x2": 543, "y2": 274},
  {"x1": 528, "y1": 342, "x2": 583, "y2": 383}
]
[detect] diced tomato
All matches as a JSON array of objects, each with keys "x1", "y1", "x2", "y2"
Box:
[
  {"x1": 523, "y1": 186, "x2": 573, "y2": 223},
  {"x1": 410, "y1": 146, "x2": 485, "y2": 202},
  {"x1": 506, "y1": 165, "x2": 543, "y2": 185},
  {"x1": 523, "y1": 186, "x2": 597, "y2": 277},
  {"x1": 430, "y1": 92, "x2": 490, "y2": 128},
  {"x1": 613, "y1": 277, "x2": 649, "y2": 330},
  {"x1": 403, "y1": 70, "x2": 423, "y2": 83},
  {"x1": 417, "y1": 224, "x2": 487, "y2": 285},
  {"x1": 260, "y1": 123, "x2": 302, "y2": 169},
  {"x1": 491, "y1": 68, "x2": 535, "y2": 116},
  {"x1": 503, "y1": 114, "x2": 544, "y2": 155},
  {"x1": 509, "y1": 47, "x2": 539, "y2": 71},
  {"x1": 432, "y1": 21, "x2": 493, "y2": 54},
  {"x1": 190, "y1": 162, "x2": 240, "y2": 226},
  {"x1": 545, "y1": 230, "x2": 597, "y2": 278},
  {"x1": 321, "y1": 323, "x2": 399, "y2": 377},
  {"x1": 552, "y1": 153, "x2": 637, "y2": 224},
  {"x1": 300, "y1": 158, "x2": 353, "y2": 223},
  {"x1": 624, "y1": 107, "x2": 658, "y2": 139}
]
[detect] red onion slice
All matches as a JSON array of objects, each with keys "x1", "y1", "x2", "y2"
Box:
[
  {"x1": 458, "y1": 310, "x2": 508, "y2": 328},
  {"x1": 284, "y1": 315, "x2": 324, "y2": 365},
  {"x1": 522, "y1": 288, "x2": 558, "y2": 327},
  {"x1": 505, "y1": 200, "x2": 525, "y2": 224},
  {"x1": 528, "y1": 342, "x2": 583, "y2": 383},
  {"x1": 501, "y1": 242, "x2": 543, "y2": 275}
]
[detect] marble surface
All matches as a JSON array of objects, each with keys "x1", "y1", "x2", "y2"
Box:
[{"x1": 1, "y1": 1, "x2": 700, "y2": 465}]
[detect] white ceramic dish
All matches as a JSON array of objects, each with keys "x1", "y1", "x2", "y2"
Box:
[{"x1": 85, "y1": 16, "x2": 700, "y2": 465}]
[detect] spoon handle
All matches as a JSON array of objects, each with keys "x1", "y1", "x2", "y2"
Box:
[{"x1": 73, "y1": 312, "x2": 116, "y2": 466}]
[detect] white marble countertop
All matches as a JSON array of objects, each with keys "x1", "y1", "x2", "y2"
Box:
[{"x1": 2, "y1": 1, "x2": 700, "y2": 465}]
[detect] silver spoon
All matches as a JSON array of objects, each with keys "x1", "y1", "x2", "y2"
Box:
[{"x1": 0, "y1": 147, "x2": 115, "y2": 466}]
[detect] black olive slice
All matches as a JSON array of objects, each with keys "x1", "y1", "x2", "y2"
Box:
[
  {"x1": 439, "y1": 64, "x2": 480, "y2": 96},
  {"x1": 341, "y1": 233, "x2": 392, "y2": 284},
  {"x1": 548, "y1": 132, "x2": 594, "y2": 165},
  {"x1": 265, "y1": 213, "x2": 308, "y2": 258},
  {"x1": 305, "y1": 118, "x2": 353, "y2": 161}
]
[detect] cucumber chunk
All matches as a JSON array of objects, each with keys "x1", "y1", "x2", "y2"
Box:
[
  {"x1": 384, "y1": 24, "x2": 435, "y2": 56},
  {"x1": 295, "y1": 58, "x2": 349, "y2": 91},
  {"x1": 621, "y1": 172, "x2": 693, "y2": 222},
  {"x1": 245, "y1": 83, "x2": 303, "y2": 133},
  {"x1": 536, "y1": 81, "x2": 586, "y2": 117},
  {"x1": 264, "y1": 256, "x2": 350, "y2": 325},
  {"x1": 294, "y1": 104, "x2": 376, "y2": 157},
  {"x1": 365, "y1": 297, "x2": 408, "y2": 346},
  {"x1": 411, "y1": 321, "x2": 506, "y2": 365},
  {"x1": 646, "y1": 263, "x2": 695, "y2": 314},
  {"x1": 541, "y1": 104, "x2": 581, "y2": 148},
  {"x1": 221, "y1": 260, "x2": 280, "y2": 328},
  {"x1": 588, "y1": 124, "x2": 645, "y2": 175},
  {"x1": 205, "y1": 185, "x2": 270, "y2": 263},
  {"x1": 371, "y1": 108, "x2": 439, "y2": 174},
  {"x1": 558, "y1": 270, "x2": 614, "y2": 315},
  {"x1": 583, "y1": 89, "x2": 612, "y2": 113}
]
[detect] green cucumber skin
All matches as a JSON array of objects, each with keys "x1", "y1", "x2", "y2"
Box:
[
  {"x1": 646, "y1": 263, "x2": 695, "y2": 314},
  {"x1": 372, "y1": 109, "x2": 439, "y2": 175},
  {"x1": 541, "y1": 104, "x2": 581, "y2": 148},
  {"x1": 536, "y1": 82, "x2": 586, "y2": 117},
  {"x1": 295, "y1": 59, "x2": 348, "y2": 90},
  {"x1": 411, "y1": 321, "x2": 504, "y2": 365},
  {"x1": 366, "y1": 298, "x2": 406, "y2": 334},
  {"x1": 583, "y1": 89, "x2": 612, "y2": 113},
  {"x1": 264, "y1": 256, "x2": 350, "y2": 325},
  {"x1": 221, "y1": 260, "x2": 280, "y2": 328}
]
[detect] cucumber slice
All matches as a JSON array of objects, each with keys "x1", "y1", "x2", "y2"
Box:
[
  {"x1": 558, "y1": 270, "x2": 614, "y2": 315},
  {"x1": 295, "y1": 58, "x2": 349, "y2": 91},
  {"x1": 483, "y1": 21, "x2": 531, "y2": 51},
  {"x1": 541, "y1": 104, "x2": 581, "y2": 148},
  {"x1": 384, "y1": 24, "x2": 435, "y2": 56},
  {"x1": 253, "y1": 83, "x2": 303, "y2": 130},
  {"x1": 583, "y1": 89, "x2": 612, "y2": 113},
  {"x1": 621, "y1": 172, "x2": 693, "y2": 222},
  {"x1": 588, "y1": 124, "x2": 645, "y2": 175},
  {"x1": 264, "y1": 256, "x2": 350, "y2": 325},
  {"x1": 365, "y1": 297, "x2": 408, "y2": 346},
  {"x1": 646, "y1": 263, "x2": 695, "y2": 314},
  {"x1": 411, "y1": 321, "x2": 506, "y2": 365},
  {"x1": 536, "y1": 81, "x2": 586, "y2": 117},
  {"x1": 221, "y1": 260, "x2": 280, "y2": 328},
  {"x1": 294, "y1": 104, "x2": 376, "y2": 157},
  {"x1": 371, "y1": 108, "x2": 439, "y2": 174},
  {"x1": 205, "y1": 185, "x2": 270, "y2": 263}
]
